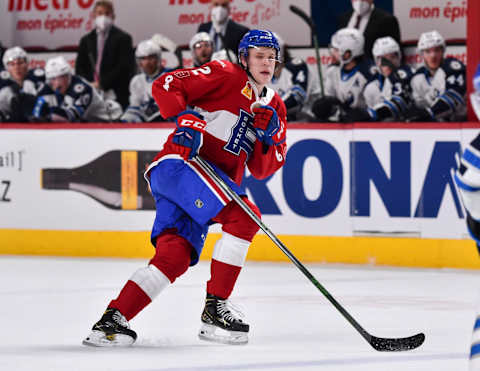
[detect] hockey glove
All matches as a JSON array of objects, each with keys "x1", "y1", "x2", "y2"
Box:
[
  {"x1": 252, "y1": 105, "x2": 285, "y2": 146},
  {"x1": 312, "y1": 96, "x2": 343, "y2": 122},
  {"x1": 405, "y1": 106, "x2": 435, "y2": 122},
  {"x1": 172, "y1": 110, "x2": 206, "y2": 160}
]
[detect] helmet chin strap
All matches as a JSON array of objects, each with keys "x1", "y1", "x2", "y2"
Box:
[{"x1": 241, "y1": 57, "x2": 260, "y2": 85}]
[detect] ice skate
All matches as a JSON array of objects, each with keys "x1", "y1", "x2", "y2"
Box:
[
  {"x1": 198, "y1": 293, "x2": 249, "y2": 345},
  {"x1": 83, "y1": 308, "x2": 137, "y2": 347}
]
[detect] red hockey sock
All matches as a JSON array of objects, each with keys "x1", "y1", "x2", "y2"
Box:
[
  {"x1": 109, "y1": 280, "x2": 151, "y2": 321},
  {"x1": 206, "y1": 259, "x2": 242, "y2": 299}
]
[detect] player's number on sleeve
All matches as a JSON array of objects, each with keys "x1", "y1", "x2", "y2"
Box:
[
  {"x1": 296, "y1": 70, "x2": 306, "y2": 83},
  {"x1": 447, "y1": 74, "x2": 464, "y2": 87}
]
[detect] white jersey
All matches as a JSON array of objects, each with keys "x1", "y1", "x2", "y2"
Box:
[
  {"x1": 324, "y1": 60, "x2": 375, "y2": 109},
  {"x1": 121, "y1": 69, "x2": 170, "y2": 122},
  {"x1": 33, "y1": 75, "x2": 122, "y2": 122},
  {"x1": 268, "y1": 57, "x2": 320, "y2": 121},
  {"x1": 411, "y1": 57, "x2": 466, "y2": 121},
  {"x1": 0, "y1": 68, "x2": 45, "y2": 121},
  {"x1": 363, "y1": 65, "x2": 414, "y2": 120}
]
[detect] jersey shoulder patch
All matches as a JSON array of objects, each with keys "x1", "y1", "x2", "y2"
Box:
[
  {"x1": 0, "y1": 70, "x2": 10, "y2": 81},
  {"x1": 395, "y1": 65, "x2": 414, "y2": 81},
  {"x1": 357, "y1": 60, "x2": 376, "y2": 80},
  {"x1": 442, "y1": 57, "x2": 465, "y2": 74},
  {"x1": 68, "y1": 76, "x2": 93, "y2": 97}
]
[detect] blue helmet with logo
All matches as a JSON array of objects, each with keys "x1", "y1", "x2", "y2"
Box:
[{"x1": 238, "y1": 29, "x2": 280, "y2": 63}]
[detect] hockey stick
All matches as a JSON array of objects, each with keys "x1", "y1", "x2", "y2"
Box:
[
  {"x1": 194, "y1": 155, "x2": 425, "y2": 352},
  {"x1": 289, "y1": 5, "x2": 324, "y2": 96}
]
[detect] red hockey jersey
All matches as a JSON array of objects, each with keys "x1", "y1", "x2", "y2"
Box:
[{"x1": 151, "y1": 59, "x2": 287, "y2": 185}]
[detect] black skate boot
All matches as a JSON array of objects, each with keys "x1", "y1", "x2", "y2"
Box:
[
  {"x1": 82, "y1": 308, "x2": 137, "y2": 347},
  {"x1": 198, "y1": 293, "x2": 249, "y2": 345}
]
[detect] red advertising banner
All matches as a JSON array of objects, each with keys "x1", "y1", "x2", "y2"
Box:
[
  {"x1": 0, "y1": 0, "x2": 310, "y2": 51},
  {"x1": 394, "y1": 0, "x2": 466, "y2": 43}
]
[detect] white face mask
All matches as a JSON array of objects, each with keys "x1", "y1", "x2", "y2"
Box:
[
  {"x1": 95, "y1": 15, "x2": 113, "y2": 31},
  {"x1": 352, "y1": 0, "x2": 371, "y2": 16},
  {"x1": 211, "y1": 6, "x2": 228, "y2": 27}
]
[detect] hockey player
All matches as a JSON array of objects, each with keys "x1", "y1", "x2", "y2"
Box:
[
  {"x1": 0, "y1": 46, "x2": 45, "y2": 122},
  {"x1": 190, "y1": 32, "x2": 214, "y2": 67},
  {"x1": 455, "y1": 63, "x2": 480, "y2": 371},
  {"x1": 83, "y1": 29, "x2": 287, "y2": 347},
  {"x1": 32, "y1": 56, "x2": 122, "y2": 122},
  {"x1": 268, "y1": 33, "x2": 319, "y2": 122},
  {"x1": 312, "y1": 28, "x2": 375, "y2": 122},
  {"x1": 189, "y1": 32, "x2": 237, "y2": 67},
  {"x1": 120, "y1": 40, "x2": 169, "y2": 122},
  {"x1": 410, "y1": 30, "x2": 466, "y2": 122},
  {"x1": 363, "y1": 36, "x2": 414, "y2": 121}
]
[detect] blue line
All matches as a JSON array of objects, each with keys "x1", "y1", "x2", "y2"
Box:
[{"x1": 129, "y1": 352, "x2": 467, "y2": 371}]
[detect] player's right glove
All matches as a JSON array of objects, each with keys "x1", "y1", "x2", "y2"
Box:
[
  {"x1": 252, "y1": 105, "x2": 285, "y2": 146},
  {"x1": 172, "y1": 110, "x2": 206, "y2": 160}
]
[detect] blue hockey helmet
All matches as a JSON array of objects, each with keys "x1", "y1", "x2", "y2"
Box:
[{"x1": 238, "y1": 29, "x2": 280, "y2": 63}]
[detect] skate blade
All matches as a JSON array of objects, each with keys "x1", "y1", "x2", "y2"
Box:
[
  {"x1": 198, "y1": 323, "x2": 248, "y2": 345},
  {"x1": 82, "y1": 330, "x2": 135, "y2": 347}
]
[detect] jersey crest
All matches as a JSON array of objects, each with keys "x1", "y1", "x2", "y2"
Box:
[
  {"x1": 223, "y1": 109, "x2": 255, "y2": 157},
  {"x1": 241, "y1": 83, "x2": 253, "y2": 100}
]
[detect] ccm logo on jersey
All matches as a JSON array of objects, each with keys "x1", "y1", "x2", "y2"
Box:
[{"x1": 179, "y1": 118, "x2": 206, "y2": 131}]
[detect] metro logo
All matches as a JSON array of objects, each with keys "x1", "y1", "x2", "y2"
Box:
[
  {"x1": 8, "y1": 0, "x2": 94, "y2": 11},
  {"x1": 243, "y1": 139, "x2": 463, "y2": 220}
]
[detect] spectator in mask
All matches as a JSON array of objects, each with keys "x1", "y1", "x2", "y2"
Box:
[
  {"x1": 197, "y1": 0, "x2": 249, "y2": 59},
  {"x1": 338, "y1": 0, "x2": 401, "y2": 59},
  {"x1": 75, "y1": 0, "x2": 135, "y2": 109}
]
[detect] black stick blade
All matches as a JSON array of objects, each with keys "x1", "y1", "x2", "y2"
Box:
[
  {"x1": 370, "y1": 333, "x2": 425, "y2": 352},
  {"x1": 289, "y1": 5, "x2": 315, "y2": 29}
]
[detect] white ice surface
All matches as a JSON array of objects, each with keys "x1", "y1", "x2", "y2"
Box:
[{"x1": 0, "y1": 256, "x2": 478, "y2": 371}]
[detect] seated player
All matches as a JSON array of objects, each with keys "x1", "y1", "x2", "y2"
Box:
[
  {"x1": 410, "y1": 30, "x2": 466, "y2": 122},
  {"x1": 363, "y1": 36, "x2": 415, "y2": 121},
  {"x1": 268, "y1": 33, "x2": 320, "y2": 122},
  {"x1": 0, "y1": 47, "x2": 45, "y2": 122},
  {"x1": 120, "y1": 40, "x2": 170, "y2": 122},
  {"x1": 312, "y1": 28, "x2": 375, "y2": 123},
  {"x1": 32, "y1": 56, "x2": 122, "y2": 122}
]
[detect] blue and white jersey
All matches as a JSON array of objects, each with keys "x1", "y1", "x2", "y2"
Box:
[
  {"x1": 33, "y1": 75, "x2": 121, "y2": 122},
  {"x1": 0, "y1": 68, "x2": 45, "y2": 120},
  {"x1": 121, "y1": 69, "x2": 170, "y2": 123},
  {"x1": 324, "y1": 59, "x2": 376, "y2": 109},
  {"x1": 268, "y1": 57, "x2": 318, "y2": 121},
  {"x1": 411, "y1": 57, "x2": 466, "y2": 121},
  {"x1": 364, "y1": 65, "x2": 414, "y2": 120}
]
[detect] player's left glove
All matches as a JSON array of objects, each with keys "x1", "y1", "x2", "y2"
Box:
[
  {"x1": 252, "y1": 105, "x2": 285, "y2": 146},
  {"x1": 172, "y1": 110, "x2": 206, "y2": 160}
]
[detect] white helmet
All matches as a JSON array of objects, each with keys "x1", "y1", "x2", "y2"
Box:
[
  {"x1": 45, "y1": 56, "x2": 72, "y2": 79},
  {"x1": 189, "y1": 32, "x2": 213, "y2": 53},
  {"x1": 330, "y1": 28, "x2": 364, "y2": 65},
  {"x1": 135, "y1": 39, "x2": 161, "y2": 59},
  {"x1": 3, "y1": 46, "x2": 28, "y2": 68},
  {"x1": 417, "y1": 30, "x2": 445, "y2": 52},
  {"x1": 372, "y1": 37, "x2": 400, "y2": 59}
]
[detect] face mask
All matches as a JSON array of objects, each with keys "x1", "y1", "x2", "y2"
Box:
[
  {"x1": 352, "y1": 0, "x2": 371, "y2": 16},
  {"x1": 95, "y1": 15, "x2": 113, "y2": 31},
  {"x1": 211, "y1": 6, "x2": 228, "y2": 26}
]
